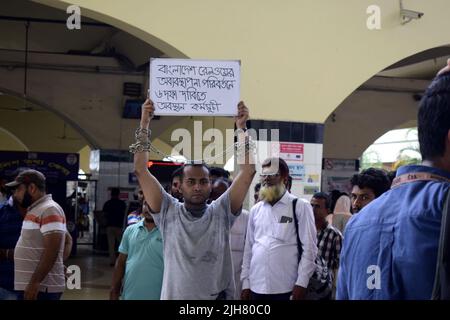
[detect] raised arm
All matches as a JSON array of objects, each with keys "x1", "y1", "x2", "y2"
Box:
[
  {"x1": 132, "y1": 99, "x2": 164, "y2": 213},
  {"x1": 228, "y1": 101, "x2": 256, "y2": 214}
]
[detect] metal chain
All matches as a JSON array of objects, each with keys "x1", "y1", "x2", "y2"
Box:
[{"x1": 146, "y1": 139, "x2": 255, "y2": 164}]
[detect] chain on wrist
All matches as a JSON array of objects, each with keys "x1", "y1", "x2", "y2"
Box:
[
  {"x1": 235, "y1": 136, "x2": 256, "y2": 157},
  {"x1": 129, "y1": 127, "x2": 152, "y2": 153}
]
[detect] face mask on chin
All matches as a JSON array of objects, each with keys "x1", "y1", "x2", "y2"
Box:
[{"x1": 259, "y1": 183, "x2": 286, "y2": 203}]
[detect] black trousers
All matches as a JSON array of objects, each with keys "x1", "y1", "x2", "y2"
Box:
[{"x1": 250, "y1": 290, "x2": 292, "y2": 300}]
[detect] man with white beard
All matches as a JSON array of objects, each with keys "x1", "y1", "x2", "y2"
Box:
[{"x1": 241, "y1": 157, "x2": 317, "y2": 300}]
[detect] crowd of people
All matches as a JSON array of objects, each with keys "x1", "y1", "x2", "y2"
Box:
[{"x1": 0, "y1": 61, "x2": 449, "y2": 300}]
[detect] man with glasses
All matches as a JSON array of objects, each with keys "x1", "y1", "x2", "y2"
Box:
[{"x1": 241, "y1": 157, "x2": 317, "y2": 300}]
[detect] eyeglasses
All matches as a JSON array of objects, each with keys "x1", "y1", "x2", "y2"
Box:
[{"x1": 259, "y1": 173, "x2": 280, "y2": 178}]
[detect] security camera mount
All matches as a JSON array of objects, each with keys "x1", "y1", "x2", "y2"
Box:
[{"x1": 400, "y1": 0, "x2": 424, "y2": 25}]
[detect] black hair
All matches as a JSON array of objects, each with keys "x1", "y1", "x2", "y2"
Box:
[
  {"x1": 418, "y1": 72, "x2": 450, "y2": 160},
  {"x1": 171, "y1": 167, "x2": 183, "y2": 182},
  {"x1": 312, "y1": 192, "x2": 331, "y2": 209},
  {"x1": 209, "y1": 167, "x2": 230, "y2": 179},
  {"x1": 350, "y1": 168, "x2": 390, "y2": 198},
  {"x1": 254, "y1": 182, "x2": 261, "y2": 193},
  {"x1": 179, "y1": 162, "x2": 211, "y2": 181},
  {"x1": 329, "y1": 189, "x2": 344, "y2": 213}
]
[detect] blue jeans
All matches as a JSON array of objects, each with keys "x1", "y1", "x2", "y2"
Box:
[
  {"x1": 0, "y1": 287, "x2": 19, "y2": 300},
  {"x1": 250, "y1": 291, "x2": 292, "y2": 300}
]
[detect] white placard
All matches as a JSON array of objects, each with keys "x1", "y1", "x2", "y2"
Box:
[{"x1": 150, "y1": 58, "x2": 240, "y2": 116}]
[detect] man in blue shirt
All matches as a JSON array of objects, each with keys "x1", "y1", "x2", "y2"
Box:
[
  {"x1": 337, "y1": 63, "x2": 450, "y2": 299},
  {"x1": 110, "y1": 202, "x2": 164, "y2": 300},
  {"x1": 350, "y1": 168, "x2": 391, "y2": 213}
]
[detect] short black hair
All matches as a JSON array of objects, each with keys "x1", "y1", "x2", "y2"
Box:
[
  {"x1": 418, "y1": 72, "x2": 450, "y2": 160},
  {"x1": 350, "y1": 168, "x2": 390, "y2": 198},
  {"x1": 312, "y1": 192, "x2": 330, "y2": 209},
  {"x1": 261, "y1": 157, "x2": 289, "y2": 178},
  {"x1": 179, "y1": 163, "x2": 211, "y2": 181},
  {"x1": 209, "y1": 167, "x2": 230, "y2": 179}
]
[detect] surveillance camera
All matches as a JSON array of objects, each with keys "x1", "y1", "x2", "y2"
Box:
[{"x1": 401, "y1": 9, "x2": 424, "y2": 20}]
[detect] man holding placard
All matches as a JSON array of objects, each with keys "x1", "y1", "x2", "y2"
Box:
[{"x1": 130, "y1": 93, "x2": 255, "y2": 299}]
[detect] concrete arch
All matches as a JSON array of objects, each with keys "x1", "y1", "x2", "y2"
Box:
[
  {"x1": 0, "y1": 86, "x2": 99, "y2": 148},
  {"x1": 323, "y1": 45, "x2": 448, "y2": 159},
  {"x1": 34, "y1": 0, "x2": 450, "y2": 124},
  {"x1": 33, "y1": 0, "x2": 188, "y2": 59},
  {"x1": 0, "y1": 126, "x2": 29, "y2": 151}
]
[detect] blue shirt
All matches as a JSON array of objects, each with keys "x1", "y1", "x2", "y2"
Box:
[
  {"x1": 337, "y1": 165, "x2": 450, "y2": 300},
  {"x1": 118, "y1": 220, "x2": 164, "y2": 300},
  {"x1": 0, "y1": 201, "x2": 23, "y2": 291}
]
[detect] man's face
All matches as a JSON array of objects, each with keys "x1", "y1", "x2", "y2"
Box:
[
  {"x1": 210, "y1": 181, "x2": 228, "y2": 201},
  {"x1": 142, "y1": 202, "x2": 154, "y2": 223},
  {"x1": 351, "y1": 185, "x2": 376, "y2": 213},
  {"x1": 259, "y1": 166, "x2": 287, "y2": 203},
  {"x1": 254, "y1": 187, "x2": 261, "y2": 203},
  {"x1": 311, "y1": 197, "x2": 329, "y2": 222},
  {"x1": 137, "y1": 189, "x2": 144, "y2": 203},
  {"x1": 209, "y1": 174, "x2": 219, "y2": 184},
  {"x1": 13, "y1": 184, "x2": 33, "y2": 209},
  {"x1": 180, "y1": 166, "x2": 211, "y2": 205},
  {"x1": 171, "y1": 176, "x2": 182, "y2": 198}
]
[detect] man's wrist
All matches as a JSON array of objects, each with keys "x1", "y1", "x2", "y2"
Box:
[
  {"x1": 140, "y1": 121, "x2": 150, "y2": 129},
  {"x1": 28, "y1": 280, "x2": 40, "y2": 288},
  {"x1": 110, "y1": 287, "x2": 120, "y2": 293}
]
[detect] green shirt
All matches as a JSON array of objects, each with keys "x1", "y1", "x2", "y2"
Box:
[{"x1": 119, "y1": 220, "x2": 164, "y2": 300}]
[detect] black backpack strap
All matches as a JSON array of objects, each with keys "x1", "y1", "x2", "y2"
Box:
[
  {"x1": 431, "y1": 189, "x2": 450, "y2": 300},
  {"x1": 292, "y1": 198, "x2": 303, "y2": 262}
]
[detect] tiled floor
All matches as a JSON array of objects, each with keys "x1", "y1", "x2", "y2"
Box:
[{"x1": 61, "y1": 246, "x2": 113, "y2": 300}]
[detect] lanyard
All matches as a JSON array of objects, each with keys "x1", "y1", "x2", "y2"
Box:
[{"x1": 391, "y1": 172, "x2": 450, "y2": 189}]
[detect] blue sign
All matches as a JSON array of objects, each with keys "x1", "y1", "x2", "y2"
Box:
[{"x1": 0, "y1": 151, "x2": 79, "y2": 181}]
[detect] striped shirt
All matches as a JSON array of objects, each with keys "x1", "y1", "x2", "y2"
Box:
[
  {"x1": 127, "y1": 210, "x2": 143, "y2": 225},
  {"x1": 14, "y1": 194, "x2": 67, "y2": 293},
  {"x1": 317, "y1": 223, "x2": 342, "y2": 271}
]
